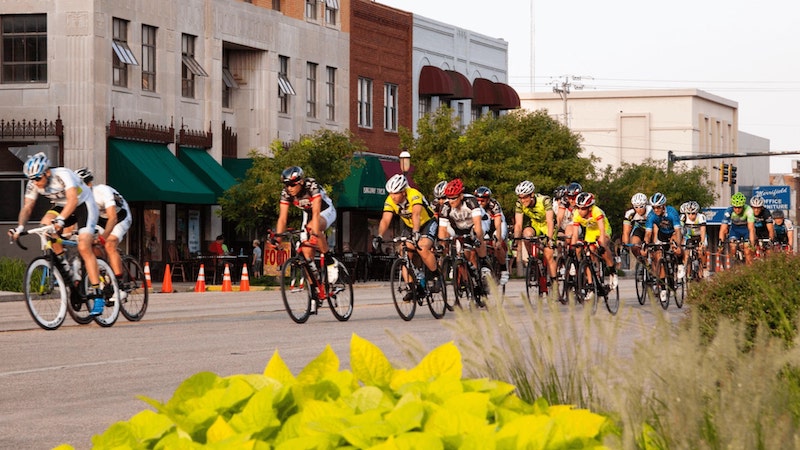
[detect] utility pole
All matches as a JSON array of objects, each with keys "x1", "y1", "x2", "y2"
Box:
[{"x1": 551, "y1": 75, "x2": 591, "y2": 127}]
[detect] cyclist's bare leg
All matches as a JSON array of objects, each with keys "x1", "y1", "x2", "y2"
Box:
[
  {"x1": 543, "y1": 245, "x2": 556, "y2": 278},
  {"x1": 105, "y1": 234, "x2": 123, "y2": 276},
  {"x1": 417, "y1": 237, "x2": 438, "y2": 272},
  {"x1": 78, "y1": 231, "x2": 101, "y2": 285}
]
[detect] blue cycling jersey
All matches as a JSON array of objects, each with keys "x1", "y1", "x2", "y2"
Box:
[{"x1": 645, "y1": 206, "x2": 681, "y2": 236}]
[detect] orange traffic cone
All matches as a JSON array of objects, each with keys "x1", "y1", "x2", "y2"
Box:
[
  {"x1": 194, "y1": 264, "x2": 207, "y2": 292},
  {"x1": 144, "y1": 262, "x2": 152, "y2": 288},
  {"x1": 221, "y1": 264, "x2": 233, "y2": 292},
  {"x1": 161, "y1": 264, "x2": 173, "y2": 293},
  {"x1": 239, "y1": 264, "x2": 250, "y2": 292}
]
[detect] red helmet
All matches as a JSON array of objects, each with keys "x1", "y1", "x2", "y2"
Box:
[
  {"x1": 575, "y1": 192, "x2": 596, "y2": 208},
  {"x1": 443, "y1": 178, "x2": 464, "y2": 197}
]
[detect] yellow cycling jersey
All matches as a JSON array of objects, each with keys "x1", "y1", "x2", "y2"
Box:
[
  {"x1": 383, "y1": 187, "x2": 434, "y2": 229},
  {"x1": 572, "y1": 205, "x2": 612, "y2": 236}
]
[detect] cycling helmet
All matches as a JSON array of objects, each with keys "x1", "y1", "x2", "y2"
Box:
[
  {"x1": 474, "y1": 186, "x2": 492, "y2": 199},
  {"x1": 281, "y1": 166, "x2": 304, "y2": 184},
  {"x1": 730, "y1": 192, "x2": 747, "y2": 207},
  {"x1": 443, "y1": 178, "x2": 464, "y2": 197},
  {"x1": 553, "y1": 185, "x2": 567, "y2": 200},
  {"x1": 565, "y1": 182, "x2": 583, "y2": 197},
  {"x1": 749, "y1": 195, "x2": 765, "y2": 208},
  {"x1": 75, "y1": 167, "x2": 94, "y2": 184},
  {"x1": 649, "y1": 192, "x2": 667, "y2": 207},
  {"x1": 772, "y1": 209, "x2": 785, "y2": 219},
  {"x1": 631, "y1": 192, "x2": 648, "y2": 208},
  {"x1": 686, "y1": 201, "x2": 700, "y2": 214},
  {"x1": 23, "y1": 152, "x2": 50, "y2": 179},
  {"x1": 385, "y1": 174, "x2": 408, "y2": 194},
  {"x1": 515, "y1": 180, "x2": 535, "y2": 196},
  {"x1": 575, "y1": 192, "x2": 595, "y2": 208},
  {"x1": 433, "y1": 180, "x2": 447, "y2": 199},
  {"x1": 679, "y1": 202, "x2": 688, "y2": 214}
]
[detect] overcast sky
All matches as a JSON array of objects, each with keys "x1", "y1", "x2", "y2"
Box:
[{"x1": 378, "y1": 0, "x2": 800, "y2": 172}]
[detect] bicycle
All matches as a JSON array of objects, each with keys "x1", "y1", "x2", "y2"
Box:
[
  {"x1": 683, "y1": 239, "x2": 704, "y2": 282},
  {"x1": 387, "y1": 236, "x2": 447, "y2": 321},
  {"x1": 754, "y1": 238, "x2": 772, "y2": 260},
  {"x1": 481, "y1": 235, "x2": 508, "y2": 294},
  {"x1": 274, "y1": 230, "x2": 353, "y2": 324},
  {"x1": 15, "y1": 225, "x2": 120, "y2": 330},
  {"x1": 574, "y1": 240, "x2": 619, "y2": 315},
  {"x1": 515, "y1": 236, "x2": 551, "y2": 301},
  {"x1": 439, "y1": 235, "x2": 487, "y2": 309},
  {"x1": 556, "y1": 240, "x2": 580, "y2": 305},
  {"x1": 648, "y1": 242, "x2": 685, "y2": 310},
  {"x1": 92, "y1": 239, "x2": 149, "y2": 321}
]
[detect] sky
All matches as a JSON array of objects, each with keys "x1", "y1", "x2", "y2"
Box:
[{"x1": 378, "y1": 0, "x2": 800, "y2": 172}]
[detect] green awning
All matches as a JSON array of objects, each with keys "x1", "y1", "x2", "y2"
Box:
[
  {"x1": 108, "y1": 139, "x2": 217, "y2": 204},
  {"x1": 178, "y1": 148, "x2": 237, "y2": 199},
  {"x1": 335, "y1": 156, "x2": 387, "y2": 211},
  {"x1": 222, "y1": 157, "x2": 253, "y2": 181}
]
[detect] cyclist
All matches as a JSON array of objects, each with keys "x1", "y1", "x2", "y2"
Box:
[
  {"x1": 8, "y1": 153, "x2": 106, "y2": 316},
  {"x1": 431, "y1": 180, "x2": 448, "y2": 216},
  {"x1": 437, "y1": 178, "x2": 490, "y2": 283},
  {"x1": 749, "y1": 196, "x2": 775, "y2": 253},
  {"x1": 75, "y1": 167, "x2": 133, "y2": 291},
  {"x1": 644, "y1": 192, "x2": 683, "y2": 301},
  {"x1": 622, "y1": 192, "x2": 651, "y2": 259},
  {"x1": 571, "y1": 192, "x2": 617, "y2": 289},
  {"x1": 474, "y1": 186, "x2": 509, "y2": 285},
  {"x1": 680, "y1": 200, "x2": 708, "y2": 278},
  {"x1": 556, "y1": 182, "x2": 582, "y2": 242},
  {"x1": 373, "y1": 174, "x2": 438, "y2": 299},
  {"x1": 272, "y1": 166, "x2": 336, "y2": 268},
  {"x1": 513, "y1": 180, "x2": 556, "y2": 283},
  {"x1": 718, "y1": 192, "x2": 756, "y2": 265},
  {"x1": 772, "y1": 209, "x2": 794, "y2": 252}
]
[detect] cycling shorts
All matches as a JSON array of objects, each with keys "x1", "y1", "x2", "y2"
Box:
[
  {"x1": 729, "y1": 226, "x2": 750, "y2": 242},
  {"x1": 50, "y1": 203, "x2": 98, "y2": 236}
]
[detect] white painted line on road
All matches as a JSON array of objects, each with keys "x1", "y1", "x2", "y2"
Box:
[{"x1": 0, "y1": 358, "x2": 147, "y2": 377}]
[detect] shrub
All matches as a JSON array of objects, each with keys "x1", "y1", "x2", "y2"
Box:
[
  {"x1": 58, "y1": 335, "x2": 615, "y2": 449},
  {"x1": 0, "y1": 257, "x2": 26, "y2": 292}
]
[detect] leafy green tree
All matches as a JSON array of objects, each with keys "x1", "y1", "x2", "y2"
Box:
[
  {"x1": 586, "y1": 159, "x2": 717, "y2": 238},
  {"x1": 219, "y1": 129, "x2": 366, "y2": 234},
  {"x1": 401, "y1": 107, "x2": 593, "y2": 214}
]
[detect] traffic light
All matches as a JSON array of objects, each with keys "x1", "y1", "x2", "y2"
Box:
[
  {"x1": 721, "y1": 163, "x2": 730, "y2": 183},
  {"x1": 730, "y1": 165, "x2": 737, "y2": 185}
]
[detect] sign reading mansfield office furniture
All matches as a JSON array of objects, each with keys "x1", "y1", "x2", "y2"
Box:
[{"x1": 752, "y1": 185, "x2": 791, "y2": 212}]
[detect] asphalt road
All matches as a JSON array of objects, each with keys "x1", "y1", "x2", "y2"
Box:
[{"x1": 0, "y1": 277, "x2": 684, "y2": 449}]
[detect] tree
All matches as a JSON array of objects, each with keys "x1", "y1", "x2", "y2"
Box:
[
  {"x1": 586, "y1": 159, "x2": 717, "y2": 239},
  {"x1": 401, "y1": 107, "x2": 593, "y2": 215},
  {"x1": 219, "y1": 129, "x2": 367, "y2": 234}
]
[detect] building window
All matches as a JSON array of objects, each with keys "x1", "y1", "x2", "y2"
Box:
[
  {"x1": 112, "y1": 18, "x2": 138, "y2": 88},
  {"x1": 471, "y1": 105, "x2": 481, "y2": 122},
  {"x1": 384, "y1": 83, "x2": 398, "y2": 132},
  {"x1": 1, "y1": 14, "x2": 47, "y2": 84},
  {"x1": 272, "y1": 0, "x2": 281, "y2": 11},
  {"x1": 222, "y1": 50, "x2": 239, "y2": 109},
  {"x1": 181, "y1": 34, "x2": 207, "y2": 99},
  {"x1": 324, "y1": 0, "x2": 339, "y2": 25},
  {"x1": 325, "y1": 66, "x2": 336, "y2": 121},
  {"x1": 456, "y1": 102, "x2": 465, "y2": 129},
  {"x1": 418, "y1": 97, "x2": 431, "y2": 119},
  {"x1": 305, "y1": 0, "x2": 317, "y2": 20},
  {"x1": 358, "y1": 77, "x2": 372, "y2": 128},
  {"x1": 141, "y1": 25, "x2": 156, "y2": 92},
  {"x1": 306, "y1": 62, "x2": 317, "y2": 118},
  {"x1": 278, "y1": 55, "x2": 295, "y2": 114}
]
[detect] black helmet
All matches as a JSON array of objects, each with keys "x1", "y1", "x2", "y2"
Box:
[
  {"x1": 772, "y1": 209, "x2": 785, "y2": 219},
  {"x1": 474, "y1": 186, "x2": 492, "y2": 199},
  {"x1": 565, "y1": 182, "x2": 583, "y2": 197},
  {"x1": 75, "y1": 167, "x2": 94, "y2": 184},
  {"x1": 281, "y1": 166, "x2": 304, "y2": 185}
]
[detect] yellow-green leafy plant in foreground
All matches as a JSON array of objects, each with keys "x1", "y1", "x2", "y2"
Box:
[{"x1": 58, "y1": 335, "x2": 615, "y2": 449}]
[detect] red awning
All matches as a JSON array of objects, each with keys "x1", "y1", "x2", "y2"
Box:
[
  {"x1": 492, "y1": 82, "x2": 520, "y2": 110},
  {"x1": 443, "y1": 70, "x2": 473, "y2": 100},
  {"x1": 379, "y1": 159, "x2": 417, "y2": 188},
  {"x1": 418, "y1": 66, "x2": 454, "y2": 96},
  {"x1": 472, "y1": 78, "x2": 501, "y2": 106}
]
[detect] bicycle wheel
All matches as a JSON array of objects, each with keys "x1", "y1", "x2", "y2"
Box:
[
  {"x1": 390, "y1": 258, "x2": 416, "y2": 321},
  {"x1": 119, "y1": 256, "x2": 148, "y2": 321},
  {"x1": 327, "y1": 260, "x2": 353, "y2": 321},
  {"x1": 441, "y1": 257, "x2": 459, "y2": 310},
  {"x1": 67, "y1": 274, "x2": 94, "y2": 326},
  {"x1": 452, "y1": 259, "x2": 475, "y2": 308},
  {"x1": 559, "y1": 256, "x2": 579, "y2": 305},
  {"x1": 652, "y1": 258, "x2": 669, "y2": 310},
  {"x1": 470, "y1": 262, "x2": 487, "y2": 308},
  {"x1": 426, "y1": 267, "x2": 447, "y2": 319},
  {"x1": 279, "y1": 256, "x2": 312, "y2": 324},
  {"x1": 634, "y1": 260, "x2": 647, "y2": 305},
  {"x1": 667, "y1": 257, "x2": 685, "y2": 309},
  {"x1": 577, "y1": 259, "x2": 600, "y2": 313},
  {"x1": 24, "y1": 257, "x2": 69, "y2": 330},
  {"x1": 524, "y1": 258, "x2": 540, "y2": 302},
  {"x1": 605, "y1": 281, "x2": 620, "y2": 315},
  {"x1": 89, "y1": 259, "x2": 120, "y2": 327}
]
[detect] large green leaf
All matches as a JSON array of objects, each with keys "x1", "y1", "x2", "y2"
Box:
[{"x1": 350, "y1": 333, "x2": 394, "y2": 388}]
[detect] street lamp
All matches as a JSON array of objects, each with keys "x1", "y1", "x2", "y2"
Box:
[{"x1": 399, "y1": 150, "x2": 411, "y2": 175}]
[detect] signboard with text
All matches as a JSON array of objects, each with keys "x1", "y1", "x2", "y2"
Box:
[
  {"x1": 752, "y1": 185, "x2": 791, "y2": 212},
  {"x1": 264, "y1": 242, "x2": 291, "y2": 276}
]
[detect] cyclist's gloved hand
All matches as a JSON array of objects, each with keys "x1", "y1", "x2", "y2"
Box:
[
  {"x1": 8, "y1": 226, "x2": 23, "y2": 239},
  {"x1": 372, "y1": 236, "x2": 383, "y2": 251},
  {"x1": 53, "y1": 216, "x2": 66, "y2": 232},
  {"x1": 268, "y1": 238, "x2": 279, "y2": 248},
  {"x1": 411, "y1": 231, "x2": 421, "y2": 245},
  {"x1": 472, "y1": 237, "x2": 482, "y2": 248}
]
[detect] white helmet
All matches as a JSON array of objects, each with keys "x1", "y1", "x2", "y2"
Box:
[
  {"x1": 23, "y1": 152, "x2": 50, "y2": 179},
  {"x1": 385, "y1": 174, "x2": 408, "y2": 194},
  {"x1": 433, "y1": 180, "x2": 447, "y2": 199},
  {"x1": 631, "y1": 193, "x2": 648, "y2": 208},
  {"x1": 515, "y1": 180, "x2": 535, "y2": 196},
  {"x1": 749, "y1": 196, "x2": 765, "y2": 208}
]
